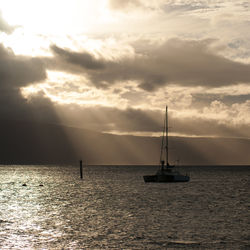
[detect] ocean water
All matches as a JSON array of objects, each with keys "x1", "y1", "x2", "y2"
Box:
[{"x1": 0, "y1": 165, "x2": 249, "y2": 249}]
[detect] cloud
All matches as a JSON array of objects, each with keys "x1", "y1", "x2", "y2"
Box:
[
  {"x1": 0, "y1": 44, "x2": 46, "y2": 90},
  {"x1": 48, "y1": 39, "x2": 250, "y2": 91},
  {"x1": 172, "y1": 113, "x2": 250, "y2": 138},
  {"x1": 191, "y1": 93, "x2": 250, "y2": 109},
  {"x1": 163, "y1": 2, "x2": 211, "y2": 14},
  {"x1": 51, "y1": 44, "x2": 105, "y2": 70},
  {"x1": 51, "y1": 103, "x2": 250, "y2": 139},
  {"x1": 1, "y1": 39, "x2": 249, "y2": 139},
  {"x1": 109, "y1": 0, "x2": 143, "y2": 10},
  {"x1": 0, "y1": 43, "x2": 51, "y2": 121},
  {"x1": 0, "y1": 11, "x2": 16, "y2": 34},
  {"x1": 108, "y1": 0, "x2": 222, "y2": 14}
]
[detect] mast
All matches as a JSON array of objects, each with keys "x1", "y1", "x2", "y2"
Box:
[
  {"x1": 160, "y1": 114, "x2": 165, "y2": 169},
  {"x1": 165, "y1": 106, "x2": 168, "y2": 167}
]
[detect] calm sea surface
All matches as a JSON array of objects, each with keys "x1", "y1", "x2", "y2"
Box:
[{"x1": 0, "y1": 165, "x2": 249, "y2": 249}]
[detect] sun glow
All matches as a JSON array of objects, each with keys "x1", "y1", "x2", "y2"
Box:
[
  {"x1": 1, "y1": 0, "x2": 113, "y2": 33},
  {"x1": 21, "y1": 85, "x2": 42, "y2": 97},
  {"x1": 0, "y1": 0, "x2": 115, "y2": 56}
]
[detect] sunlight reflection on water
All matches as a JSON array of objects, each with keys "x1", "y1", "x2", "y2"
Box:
[{"x1": 0, "y1": 165, "x2": 249, "y2": 249}]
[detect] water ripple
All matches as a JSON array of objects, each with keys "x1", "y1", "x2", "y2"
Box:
[{"x1": 0, "y1": 165, "x2": 249, "y2": 249}]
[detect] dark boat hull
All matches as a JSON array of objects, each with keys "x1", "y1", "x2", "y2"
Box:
[{"x1": 143, "y1": 174, "x2": 190, "y2": 183}]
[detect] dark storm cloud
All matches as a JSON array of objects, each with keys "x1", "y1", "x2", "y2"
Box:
[
  {"x1": 49, "y1": 39, "x2": 250, "y2": 91},
  {"x1": 0, "y1": 11, "x2": 16, "y2": 34},
  {"x1": 0, "y1": 44, "x2": 46, "y2": 90},
  {"x1": 0, "y1": 43, "x2": 77, "y2": 164},
  {"x1": 0, "y1": 43, "x2": 53, "y2": 122},
  {"x1": 51, "y1": 45, "x2": 105, "y2": 70}
]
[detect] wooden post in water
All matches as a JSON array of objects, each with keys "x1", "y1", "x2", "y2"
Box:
[{"x1": 80, "y1": 160, "x2": 83, "y2": 179}]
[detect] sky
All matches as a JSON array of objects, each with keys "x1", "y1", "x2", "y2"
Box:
[{"x1": 0, "y1": 0, "x2": 250, "y2": 140}]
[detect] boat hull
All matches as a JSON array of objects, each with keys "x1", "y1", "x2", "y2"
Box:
[{"x1": 143, "y1": 174, "x2": 190, "y2": 183}]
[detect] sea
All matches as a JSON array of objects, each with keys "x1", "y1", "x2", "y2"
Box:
[{"x1": 0, "y1": 165, "x2": 249, "y2": 249}]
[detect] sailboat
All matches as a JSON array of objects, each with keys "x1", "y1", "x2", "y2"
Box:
[{"x1": 143, "y1": 106, "x2": 190, "y2": 183}]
